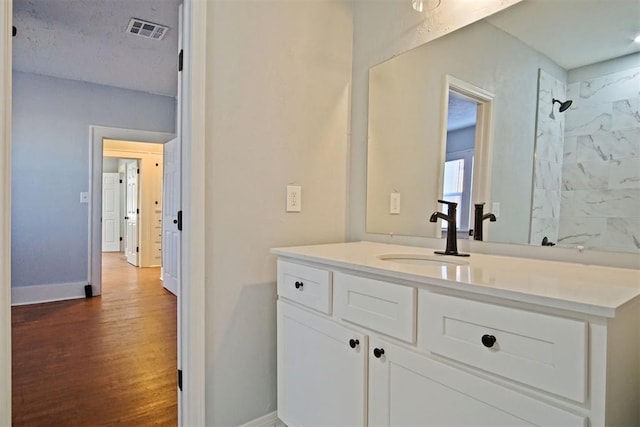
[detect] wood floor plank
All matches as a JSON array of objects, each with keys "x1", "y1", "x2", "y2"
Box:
[{"x1": 12, "y1": 253, "x2": 177, "y2": 426}]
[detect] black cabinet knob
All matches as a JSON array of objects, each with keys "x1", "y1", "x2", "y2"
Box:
[
  {"x1": 294, "y1": 281, "x2": 303, "y2": 289},
  {"x1": 373, "y1": 348, "x2": 385, "y2": 358},
  {"x1": 481, "y1": 334, "x2": 496, "y2": 348},
  {"x1": 173, "y1": 219, "x2": 178, "y2": 224},
  {"x1": 349, "y1": 339, "x2": 359, "y2": 349}
]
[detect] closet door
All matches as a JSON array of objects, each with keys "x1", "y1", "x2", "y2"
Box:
[
  {"x1": 125, "y1": 161, "x2": 139, "y2": 266},
  {"x1": 101, "y1": 173, "x2": 120, "y2": 252}
]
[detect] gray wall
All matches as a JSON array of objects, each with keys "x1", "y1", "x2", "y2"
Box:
[
  {"x1": 447, "y1": 126, "x2": 476, "y2": 154},
  {"x1": 204, "y1": 1, "x2": 353, "y2": 424},
  {"x1": 11, "y1": 71, "x2": 175, "y2": 288}
]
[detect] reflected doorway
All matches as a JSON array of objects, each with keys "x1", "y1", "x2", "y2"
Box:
[{"x1": 440, "y1": 76, "x2": 495, "y2": 239}]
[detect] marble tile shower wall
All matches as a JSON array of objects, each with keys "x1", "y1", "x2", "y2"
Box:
[
  {"x1": 560, "y1": 66, "x2": 640, "y2": 252},
  {"x1": 529, "y1": 69, "x2": 565, "y2": 246}
]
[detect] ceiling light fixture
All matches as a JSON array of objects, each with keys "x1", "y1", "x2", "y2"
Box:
[
  {"x1": 412, "y1": 0, "x2": 442, "y2": 13},
  {"x1": 634, "y1": 34, "x2": 640, "y2": 43}
]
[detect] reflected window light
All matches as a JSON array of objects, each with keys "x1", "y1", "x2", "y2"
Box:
[{"x1": 442, "y1": 159, "x2": 464, "y2": 226}]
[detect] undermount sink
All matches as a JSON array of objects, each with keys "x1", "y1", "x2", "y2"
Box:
[{"x1": 377, "y1": 253, "x2": 470, "y2": 266}]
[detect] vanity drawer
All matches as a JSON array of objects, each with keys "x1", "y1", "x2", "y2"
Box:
[
  {"x1": 419, "y1": 291, "x2": 587, "y2": 403},
  {"x1": 334, "y1": 272, "x2": 416, "y2": 343},
  {"x1": 277, "y1": 260, "x2": 332, "y2": 314}
]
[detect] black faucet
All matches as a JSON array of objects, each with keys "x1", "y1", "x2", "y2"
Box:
[
  {"x1": 541, "y1": 236, "x2": 556, "y2": 246},
  {"x1": 429, "y1": 200, "x2": 469, "y2": 257},
  {"x1": 473, "y1": 203, "x2": 497, "y2": 241}
]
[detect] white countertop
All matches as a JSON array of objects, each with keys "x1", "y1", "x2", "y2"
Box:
[{"x1": 272, "y1": 241, "x2": 640, "y2": 318}]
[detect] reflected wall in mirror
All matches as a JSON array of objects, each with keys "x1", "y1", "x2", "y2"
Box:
[{"x1": 366, "y1": 0, "x2": 640, "y2": 253}]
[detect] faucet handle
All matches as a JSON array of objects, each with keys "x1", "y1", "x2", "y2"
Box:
[{"x1": 437, "y1": 199, "x2": 458, "y2": 207}]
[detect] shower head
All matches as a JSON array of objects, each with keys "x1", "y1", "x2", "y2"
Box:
[{"x1": 552, "y1": 98, "x2": 573, "y2": 112}]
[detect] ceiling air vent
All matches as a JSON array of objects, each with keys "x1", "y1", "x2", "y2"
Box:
[{"x1": 126, "y1": 18, "x2": 169, "y2": 40}]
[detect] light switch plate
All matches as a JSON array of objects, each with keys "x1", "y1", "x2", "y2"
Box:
[
  {"x1": 286, "y1": 185, "x2": 301, "y2": 212},
  {"x1": 390, "y1": 192, "x2": 400, "y2": 214},
  {"x1": 80, "y1": 192, "x2": 90, "y2": 203}
]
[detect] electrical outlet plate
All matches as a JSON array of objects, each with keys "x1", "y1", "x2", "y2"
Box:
[{"x1": 286, "y1": 185, "x2": 301, "y2": 212}]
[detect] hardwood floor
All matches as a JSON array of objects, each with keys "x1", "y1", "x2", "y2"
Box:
[{"x1": 12, "y1": 253, "x2": 177, "y2": 426}]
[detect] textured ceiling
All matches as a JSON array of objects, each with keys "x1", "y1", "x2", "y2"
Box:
[
  {"x1": 488, "y1": 0, "x2": 640, "y2": 70},
  {"x1": 13, "y1": 0, "x2": 180, "y2": 97},
  {"x1": 15, "y1": 0, "x2": 637, "y2": 98},
  {"x1": 447, "y1": 92, "x2": 477, "y2": 132},
  {"x1": 448, "y1": 0, "x2": 640, "y2": 131}
]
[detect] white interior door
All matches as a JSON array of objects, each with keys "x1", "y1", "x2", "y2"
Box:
[
  {"x1": 162, "y1": 139, "x2": 180, "y2": 295},
  {"x1": 119, "y1": 163, "x2": 127, "y2": 252},
  {"x1": 101, "y1": 172, "x2": 120, "y2": 252},
  {"x1": 125, "y1": 161, "x2": 139, "y2": 266}
]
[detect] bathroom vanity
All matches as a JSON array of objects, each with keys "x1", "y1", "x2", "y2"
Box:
[{"x1": 272, "y1": 241, "x2": 640, "y2": 426}]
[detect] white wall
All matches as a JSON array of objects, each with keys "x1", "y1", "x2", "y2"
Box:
[
  {"x1": 204, "y1": 1, "x2": 352, "y2": 424},
  {"x1": 11, "y1": 71, "x2": 175, "y2": 294}
]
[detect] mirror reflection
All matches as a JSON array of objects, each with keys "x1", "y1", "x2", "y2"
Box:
[{"x1": 366, "y1": 0, "x2": 640, "y2": 253}]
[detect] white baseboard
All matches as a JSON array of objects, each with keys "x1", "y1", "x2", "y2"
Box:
[
  {"x1": 11, "y1": 281, "x2": 87, "y2": 306},
  {"x1": 240, "y1": 411, "x2": 284, "y2": 427}
]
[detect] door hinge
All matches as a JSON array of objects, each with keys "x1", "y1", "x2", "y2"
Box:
[
  {"x1": 120, "y1": 237, "x2": 123, "y2": 241},
  {"x1": 119, "y1": 179, "x2": 123, "y2": 184},
  {"x1": 137, "y1": 168, "x2": 140, "y2": 174},
  {"x1": 178, "y1": 49, "x2": 183, "y2": 72},
  {"x1": 136, "y1": 208, "x2": 140, "y2": 214},
  {"x1": 136, "y1": 246, "x2": 139, "y2": 253},
  {"x1": 177, "y1": 210, "x2": 183, "y2": 231},
  {"x1": 178, "y1": 369, "x2": 182, "y2": 391}
]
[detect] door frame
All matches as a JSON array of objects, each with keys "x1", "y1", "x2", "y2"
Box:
[
  {"x1": 0, "y1": 1, "x2": 12, "y2": 421},
  {"x1": 180, "y1": 1, "x2": 207, "y2": 423},
  {"x1": 0, "y1": 0, "x2": 207, "y2": 424},
  {"x1": 89, "y1": 126, "x2": 174, "y2": 296}
]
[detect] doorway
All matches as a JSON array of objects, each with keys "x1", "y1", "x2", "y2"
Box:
[
  {"x1": 90, "y1": 129, "x2": 175, "y2": 296},
  {"x1": 440, "y1": 75, "x2": 495, "y2": 239},
  {"x1": 442, "y1": 90, "x2": 478, "y2": 233},
  {"x1": 1, "y1": 1, "x2": 207, "y2": 423},
  {"x1": 102, "y1": 140, "x2": 166, "y2": 269}
]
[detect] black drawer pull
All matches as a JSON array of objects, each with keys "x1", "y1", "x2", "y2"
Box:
[
  {"x1": 481, "y1": 334, "x2": 496, "y2": 348},
  {"x1": 373, "y1": 347, "x2": 385, "y2": 358},
  {"x1": 294, "y1": 281, "x2": 303, "y2": 290},
  {"x1": 349, "y1": 339, "x2": 359, "y2": 349}
]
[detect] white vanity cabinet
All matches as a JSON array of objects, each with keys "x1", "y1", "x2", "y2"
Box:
[
  {"x1": 368, "y1": 338, "x2": 585, "y2": 426},
  {"x1": 277, "y1": 301, "x2": 367, "y2": 426},
  {"x1": 274, "y1": 242, "x2": 640, "y2": 427}
]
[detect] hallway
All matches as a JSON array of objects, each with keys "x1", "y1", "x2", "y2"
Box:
[{"x1": 12, "y1": 253, "x2": 177, "y2": 425}]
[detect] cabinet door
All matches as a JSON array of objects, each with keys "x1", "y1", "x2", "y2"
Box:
[
  {"x1": 369, "y1": 339, "x2": 586, "y2": 427},
  {"x1": 277, "y1": 301, "x2": 367, "y2": 426}
]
